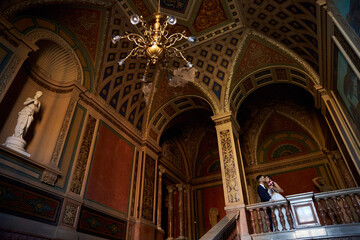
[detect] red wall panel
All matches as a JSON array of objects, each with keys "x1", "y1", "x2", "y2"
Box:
[
  {"x1": 86, "y1": 123, "x2": 134, "y2": 214},
  {"x1": 201, "y1": 185, "x2": 226, "y2": 232},
  {"x1": 272, "y1": 167, "x2": 319, "y2": 196}
]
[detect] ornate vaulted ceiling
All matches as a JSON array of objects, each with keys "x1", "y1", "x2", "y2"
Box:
[{"x1": 1, "y1": 0, "x2": 320, "y2": 140}]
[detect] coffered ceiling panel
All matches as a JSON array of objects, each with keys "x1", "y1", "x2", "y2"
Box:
[{"x1": 241, "y1": 0, "x2": 319, "y2": 72}]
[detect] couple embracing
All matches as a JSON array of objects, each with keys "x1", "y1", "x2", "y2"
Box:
[{"x1": 256, "y1": 175, "x2": 291, "y2": 231}]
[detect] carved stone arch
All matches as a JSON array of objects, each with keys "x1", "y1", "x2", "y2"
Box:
[
  {"x1": 224, "y1": 29, "x2": 321, "y2": 112},
  {"x1": 26, "y1": 29, "x2": 83, "y2": 86},
  {"x1": 146, "y1": 95, "x2": 214, "y2": 145},
  {"x1": 230, "y1": 65, "x2": 316, "y2": 113}
]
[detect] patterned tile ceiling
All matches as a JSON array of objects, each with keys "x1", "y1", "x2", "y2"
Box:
[{"x1": 241, "y1": 0, "x2": 319, "y2": 72}]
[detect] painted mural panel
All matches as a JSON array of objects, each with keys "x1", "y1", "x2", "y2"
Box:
[
  {"x1": 0, "y1": 176, "x2": 62, "y2": 225},
  {"x1": 85, "y1": 122, "x2": 134, "y2": 214},
  {"x1": 334, "y1": 45, "x2": 360, "y2": 130},
  {"x1": 333, "y1": 0, "x2": 360, "y2": 36},
  {"x1": 78, "y1": 207, "x2": 126, "y2": 240}
]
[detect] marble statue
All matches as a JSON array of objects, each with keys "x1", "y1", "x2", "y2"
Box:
[{"x1": 3, "y1": 91, "x2": 43, "y2": 157}]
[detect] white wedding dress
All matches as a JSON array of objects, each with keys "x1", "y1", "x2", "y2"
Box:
[{"x1": 268, "y1": 189, "x2": 293, "y2": 231}]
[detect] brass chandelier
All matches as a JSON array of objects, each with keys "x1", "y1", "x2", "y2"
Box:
[{"x1": 111, "y1": 0, "x2": 196, "y2": 82}]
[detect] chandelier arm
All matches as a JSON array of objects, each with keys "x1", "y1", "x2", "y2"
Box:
[
  {"x1": 140, "y1": 17, "x2": 149, "y2": 30},
  {"x1": 164, "y1": 33, "x2": 187, "y2": 47},
  {"x1": 122, "y1": 46, "x2": 143, "y2": 63},
  {"x1": 169, "y1": 47, "x2": 188, "y2": 63},
  {"x1": 126, "y1": 34, "x2": 146, "y2": 47}
]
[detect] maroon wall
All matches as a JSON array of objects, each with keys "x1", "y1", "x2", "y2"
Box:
[{"x1": 86, "y1": 123, "x2": 134, "y2": 214}]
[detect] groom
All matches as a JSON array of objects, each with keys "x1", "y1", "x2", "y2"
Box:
[{"x1": 256, "y1": 175, "x2": 273, "y2": 231}]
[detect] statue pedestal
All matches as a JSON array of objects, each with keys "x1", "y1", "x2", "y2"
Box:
[{"x1": 3, "y1": 136, "x2": 30, "y2": 157}]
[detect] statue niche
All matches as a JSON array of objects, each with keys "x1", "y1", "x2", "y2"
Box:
[{"x1": 3, "y1": 91, "x2": 43, "y2": 157}]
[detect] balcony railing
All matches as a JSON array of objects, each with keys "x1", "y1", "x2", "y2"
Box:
[
  {"x1": 199, "y1": 213, "x2": 239, "y2": 240},
  {"x1": 200, "y1": 187, "x2": 360, "y2": 240},
  {"x1": 245, "y1": 187, "x2": 360, "y2": 239}
]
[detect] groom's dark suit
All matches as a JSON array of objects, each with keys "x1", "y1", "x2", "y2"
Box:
[
  {"x1": 257, "y1": 184, "x2": 271, "y2": 202},
  {"x1": 257, "y1": 184, "x2": 273, "y2": 231}
]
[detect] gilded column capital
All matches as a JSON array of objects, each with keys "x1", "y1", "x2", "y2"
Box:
[
  {"x1": 176, "y1": 183, "x2": 184, "y2": 191},
  {"x1": 158, "y1": 165, "x2": 166, "y2": 175},
  {"x1": 211, "y1": 112, "x2": 241, "y2": 134},
  {"x1": 167, "y1": 185, "x2": 175, "y2": 193}
]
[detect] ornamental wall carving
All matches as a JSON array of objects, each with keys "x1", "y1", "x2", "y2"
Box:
[
  {"x1": 220, "y1": 129, "x2": 240, "y2": 203},
  {"x1": 142, "y1": 154, "x2": 156, "y2": 221},
  {"x1": 70, "y1": 115, "x2": 96, "y2": 195}
]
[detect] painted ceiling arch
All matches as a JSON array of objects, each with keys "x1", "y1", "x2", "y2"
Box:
[
  {"x1": 224, "y1": 29, "x2": 319, "y2": 112},
  {"x1": 230, "y1": 65, "x2": 317, "y2": 113},
  {"x1": 237, "y1": 84, "x2": 326, "y2": 166},
  {"x1": 194, "y1": 131, "x2": 220, "y2": 178},
  {"x1": 159, "y1": 108, "x2": 216, "y2": 179},
  {"x1": 147, "y1": 93, "x2": 213, "y2": 144}
]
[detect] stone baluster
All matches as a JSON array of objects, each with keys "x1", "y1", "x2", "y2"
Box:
[
  {"x1": 176, "y1": 184, "x2": 185, "y2": 239},
  {"x1": 316, "y1": 199, "x2": 327, "y2": 225},
  {"x1": 156, "y1": 167, "x2": 165, "y2": 230},
  {"x1": 256, "y1": 208, "x2": 263, "y2": 233},
  {"x1": 324, "y1": 198, "x2": 336, "y2": 225},
  {"x1": 331, "y1": 196, "x2": 345, "y2": 224},
  {"x1": 277, "y1": 204, "x2": 286, "y2": 231},
  {"x1": 284, "y1": 203, "x2": 294, "y2": 229},
  {"x1": 340, "y1": 195, "x2": 354, "y2": 223},
  {"x1": 270, "y1": 206, "x2": 278, "y2": 231},
  {"x1": 167, "y1": 186, "x2": 174, "y2": 240},
  {"x1": 248, "y1": 209, "x2": 256, "y2": 234},
  {"x1": 262, "y1": 207, "x2": 271, "y2": 232},
  {"x1": 349, "y1": 194, "x2": 360, "y2": 219}
]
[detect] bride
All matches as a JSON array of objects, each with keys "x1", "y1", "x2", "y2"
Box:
[{"x1": 265, "y1": 175, "x2": 293, "y2": 231}]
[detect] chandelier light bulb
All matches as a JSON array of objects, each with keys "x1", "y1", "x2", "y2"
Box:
[
  {"x1": 187, "y1": 36, "x2": 196, "y2": 44},
  {"x1": 141, "y1": 75, "x2": 147, "y2": 82},
  {"x1": 130, "y1": 14, "x2": 140, "y2": 25},
  {"x1": 168, "y1": 74, "x2": 173, "y2": 81},
  {"x1": 187, "y1": 62, "x2": 193, "y2": 68},
  {"x1": 118, "y1": 59, "x2": 125, "y2": 66},
  {"x1": 112, "y1": 35, "x2": 121, "y2": 44},
  {"x1": 167, "y1": 16, "x2": 177, "y2": 25}
]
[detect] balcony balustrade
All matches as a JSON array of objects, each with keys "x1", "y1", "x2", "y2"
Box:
[{"x1": 200, "y1": 187, "x2": 360, "y2": 240}]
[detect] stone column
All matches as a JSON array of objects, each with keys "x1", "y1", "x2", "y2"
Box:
[
  {"x1": 211, "y1": 112, "x2": 250, "y2": 240},
  {"x1": 176, "y1": 184, "x2": 185, "y2": 239},
  {"x1": 167, "y1": 186, "x2": 174, "y2": 240},
  {"x1": 157, "y1": 167, "x2": 166, "y2": 229},
  {"x1": 184, "y1": 185, "x2": 189, "y2": 239}
]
